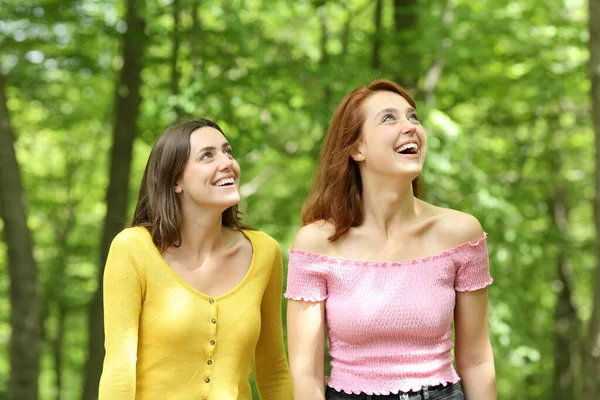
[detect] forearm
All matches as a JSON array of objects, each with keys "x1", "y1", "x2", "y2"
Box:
[
  {"x1": 454, "y1": 285, "x2": 495, "y2": 400},
  {"x1": 291, "y1": 374, "x2": 325, "y2": 400},
  {"x1": 255, "y1": 248, "x2": 294, "y2": 398},
  {"x1": 286, "y1": 298, "x2": 326, "y2": 400},
  {"x1": 255, "y1": 351, "x2": 293, "y2": 399},
  {"x1": 458, "y1": 359, "x2": 496, "y2": 400},
  {"x1": 98, "y1": 363, "x2": 136, "y2": 400}
]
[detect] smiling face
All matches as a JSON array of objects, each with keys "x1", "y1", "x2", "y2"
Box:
[
  {"x1": 353, "y1": 90, "x2": 427, "y2": 180},
  {"x1": 174, "y1": 126, "x2": 241, "y2": 212}
]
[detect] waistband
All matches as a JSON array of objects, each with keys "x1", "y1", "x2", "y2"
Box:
[{"x1": 325, "y1": 382, "x2": 462, "y2": 400}]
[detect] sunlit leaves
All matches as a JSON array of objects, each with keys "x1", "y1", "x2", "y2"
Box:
[{"x1": 0, "y1": 0, "x2": 594, "y2": 398}]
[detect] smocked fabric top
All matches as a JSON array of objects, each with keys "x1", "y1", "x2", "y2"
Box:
[{"x1": 284, "y1": 234, "x2": 493, "y2": 395}]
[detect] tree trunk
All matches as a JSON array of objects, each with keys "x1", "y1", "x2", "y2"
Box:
[
  {"x1": 341, "y1": 13, "x2": 351, "y2": 56},
  {"x1": 309, "y1": 0, "x2": 332, "y2": 162},
  {"x1": 548, "y1": 185, "x2": 580, "y2": 399},
  {"x1": 584, "y1": 0, "x2": 600, "y2": 398},
  {"x1": 170, "y1": 0, "x2": 182, "y2": 117},
  {"x1": 393, "y1": 0, "x2": 419, "y2": 90},
  {"x1": 51, "y1": 183, "x2": 77, "y2": 400},
  {"x1": 319, "y1": 2, "x2": 330, "y2": 105},
  {"x1": 553, "y1": 254, "x2": 580, "y2": 399},
  {"x1": 189, "y1": 4, "x2": 202, "y2": 80},
  {"x1": 422, "y1": 0, "x2": 455, "y2": 107},
  {"x1": 80, "y1": 0, "x2": 146, "y2": 398},
  {"x1": 0, "y1": 73, "x2": 41, "y2": 400},
  {"x1": 53, "y1": 306, "x2": 67, "y2": 400},
  {"x1": 372, "y1": 0, "x2": 383, "y2": 70}
]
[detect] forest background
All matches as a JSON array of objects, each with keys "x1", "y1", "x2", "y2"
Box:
[{"x1": 2, "y1": 0, "x2": 600, "y2": 399}]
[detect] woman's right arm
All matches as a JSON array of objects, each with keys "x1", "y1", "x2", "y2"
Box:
[
  {"x1": 98, "y1": 231, "x2": 144, "y2": 399},
  {"x1": 287, "y1": 299, "x2": 326, "y2": 399}
]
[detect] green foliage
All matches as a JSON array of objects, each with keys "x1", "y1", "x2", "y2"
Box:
[{"x1": 0, "y1": 0, "x2": 593, "y2": 398}]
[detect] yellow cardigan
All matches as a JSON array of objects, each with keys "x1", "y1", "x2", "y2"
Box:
[{"x1": 98, "y1": 227, "x2": 292, "y2": 400}]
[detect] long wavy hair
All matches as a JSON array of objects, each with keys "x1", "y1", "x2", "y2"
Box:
[
  {"x1": 129, "y1": 118, "x2": 251, "y2": 251},
  {"x1": 301, "y1": 80, "x2": 422, "y2": 241}
]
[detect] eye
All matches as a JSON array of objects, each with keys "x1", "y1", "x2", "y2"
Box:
[
  {"x1": 408, "y1": 113, "x2": 420, "y2": 122},
  {"x1": 224, "y1": 148, "x2": 233, "y2": 157},
  {"x1": 200, "y1": 151, "x2": 213, "y2": 161},
  {"x1": 382, "y1": 114, "x2": 396, "y2": 123}
]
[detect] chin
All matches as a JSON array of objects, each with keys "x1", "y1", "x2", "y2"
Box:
[
  {"x1": 399, "y1": 165, "x2": 423, "y2": 177},
  {"x1": 222, "y1": 194, "x2": 241, "y2": 208},
  {"x1": 203, "y1": 193, "x2": 240, "y2": 211}
]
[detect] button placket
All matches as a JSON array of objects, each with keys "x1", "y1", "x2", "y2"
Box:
[{"x1": 205, "y1": 297, "x2": 218, "y2": 391}]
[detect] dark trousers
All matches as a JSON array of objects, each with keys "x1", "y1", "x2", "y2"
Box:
[{"x1": 325, "y1": 382, "x2": 464, "y2": 400}]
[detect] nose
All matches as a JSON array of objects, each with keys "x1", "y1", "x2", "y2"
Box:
[
  {"x1": 217, "y1": 153, "x2": 234, "y2": 171},
  {"x1": 400, "y1": 120, "x2": 417, "y2": 135}
]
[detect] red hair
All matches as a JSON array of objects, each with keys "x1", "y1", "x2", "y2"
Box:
[{"x1": 301, "y1": 80, "x2": 422, "y2": 241}]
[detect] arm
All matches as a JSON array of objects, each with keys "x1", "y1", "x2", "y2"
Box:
[
  {"x1": 454, "y1": 288, "x2": 496, "y2": 399},
  {"x1": 285, "y1": 223, "x2": 332, "y2": 400},
  {"x1": 450, "y1": 214, "x2": 496, "y2": 399},
  {"x1": 254, "y1": 244, "x2": 293, "y2": 399},
  {"x1": 98, "y1": 233, "x2": 143, "y2": 400},
  {"x1": 287, "y1": 299, "x2": 326, "y2": 400}
]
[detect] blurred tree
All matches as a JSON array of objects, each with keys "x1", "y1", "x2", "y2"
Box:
[
  {"x1": 547, "y1": 121, "x2": 580, "y2": 399},
  {"x1": 0, "y1": 73, "x2": 41, "y2": 400},
  {"x1": 393, "y1": 0, "x2": 420, "y2": 90},
  {"x1": 170, "y1": 0, "x2": 182, "y2": 118},
  {"x1": 80, "y1": 0, "x2": 147, "y2": 397},
  {"x1": 0, "y1": 0, "x2": 595, "y2": 399},
  {"x1": 584, "y1": 0, "x2": 600, "y2": 398}
]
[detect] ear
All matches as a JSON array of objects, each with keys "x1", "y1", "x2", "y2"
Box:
[
  {"x1": 351, "y1": 145, "x2": 366, "y2": 162},
  {"x1": 174, "y1": 181, "x2": 183, "y2": 194}
]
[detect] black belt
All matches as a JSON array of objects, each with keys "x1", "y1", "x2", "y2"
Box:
[{"x1": 325, "y1": 382, "x2": 462, "y2": 400}]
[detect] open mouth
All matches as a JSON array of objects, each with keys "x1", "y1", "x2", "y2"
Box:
[
  {"x1": 395, "y1": 142, "x2": 419, "y2": 155},
  {"x1": 213, "y1": 177, "x2": 236, "y2": 187}
]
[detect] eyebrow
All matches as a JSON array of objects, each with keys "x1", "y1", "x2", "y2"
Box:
[
  {"x1": 374, "y1": 107, "x2": 417, "y2": 121},
  {"x1": 196, "y1": 142, "x2": 230, "y2": 155}
]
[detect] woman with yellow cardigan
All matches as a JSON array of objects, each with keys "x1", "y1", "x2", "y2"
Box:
[{"x1": 98, "y1": 118, "x2": 292, "y2": 400}]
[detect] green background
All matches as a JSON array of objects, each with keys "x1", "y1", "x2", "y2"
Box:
[{"x1": 0, "y1": 0, "x2": 595, "y2": 399}]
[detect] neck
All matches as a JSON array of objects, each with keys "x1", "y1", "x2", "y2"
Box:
[
  {"x1": 360, "y1": 174, "x2": 418, "y2": 238},
  {"x1": 175, "y1": 204, "x2": 228, "y2": 262}
]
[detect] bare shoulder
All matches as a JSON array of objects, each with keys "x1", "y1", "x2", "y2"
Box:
[
  {"x1": 291, "y1": 220, "x2": 336, "y2": 254},
  {"x1": 428, "y1": 205, "x2": 485, "y2": 247}
]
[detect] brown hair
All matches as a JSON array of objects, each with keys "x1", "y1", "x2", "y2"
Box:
[
  {"x1": 129, "y1": 118, "x2": 251, "y2": 251},
  {"x1": 301, "y1": 80, "x2": 422, "y2": 241}
]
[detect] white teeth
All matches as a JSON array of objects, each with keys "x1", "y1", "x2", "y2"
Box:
[
  {"x1": 214, "y1": 177, "x2": 235, "y2": 186},
  {"x1": 395, "y1": 142, "x2": 419, "y2": 153}
]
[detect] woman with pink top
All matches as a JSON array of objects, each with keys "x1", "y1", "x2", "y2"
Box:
[{"x1": 285, "y1": 80, "x2": 496, "y2": 400}]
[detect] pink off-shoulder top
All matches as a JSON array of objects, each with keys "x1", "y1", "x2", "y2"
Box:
[{"x1": 284, "y1": 234, "x2": 493, "y2": 396}]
